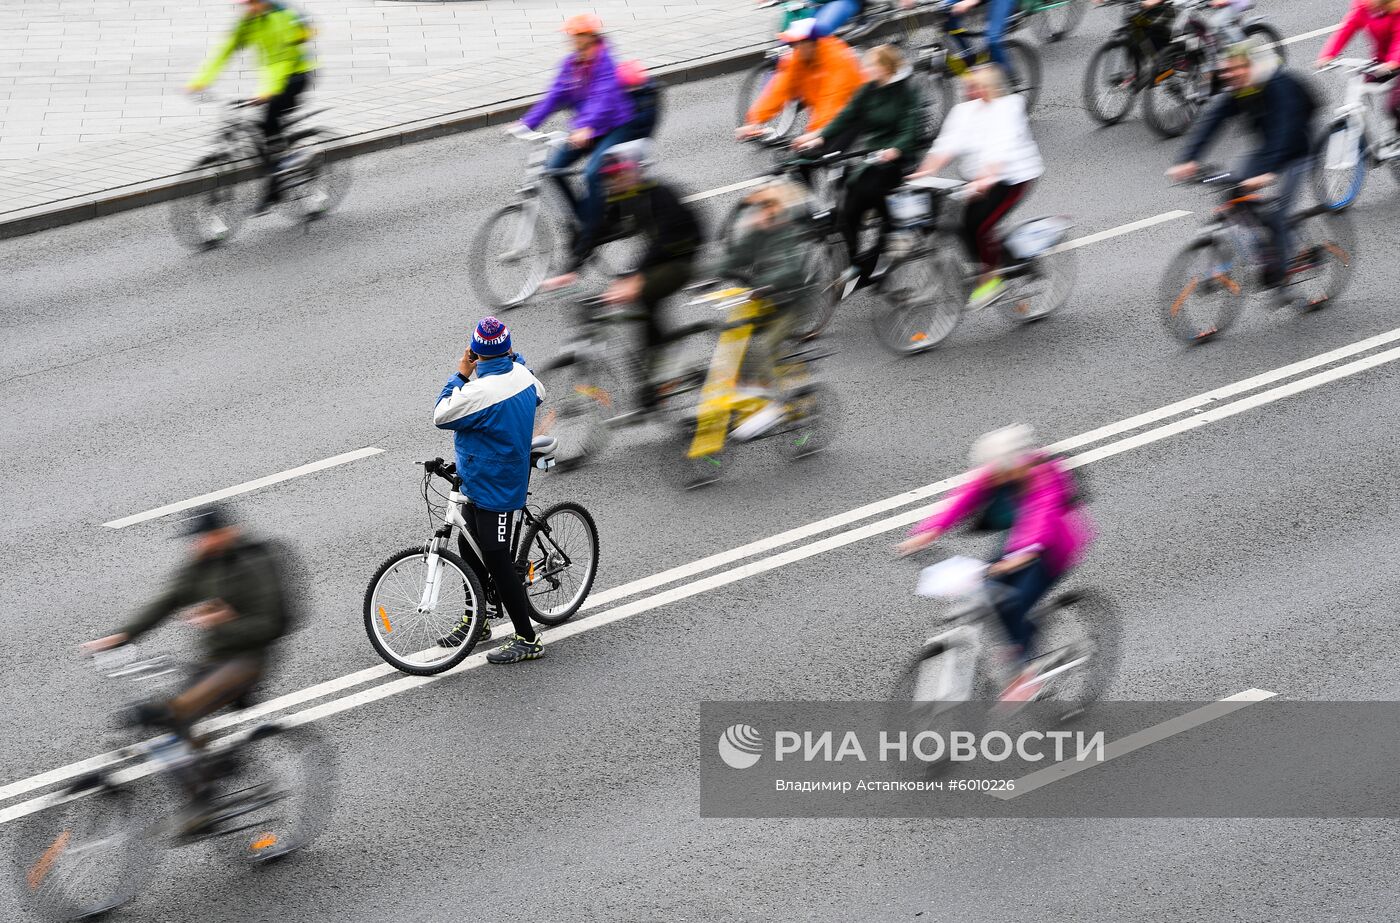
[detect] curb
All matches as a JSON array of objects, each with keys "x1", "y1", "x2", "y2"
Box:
[{"x1": 0, "y1": 44, "x2": 771, "y2": 242}]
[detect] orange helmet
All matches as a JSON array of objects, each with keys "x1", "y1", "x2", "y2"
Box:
[{"x1": 562, "y1": 13, "x2": 604, "y2": 36}]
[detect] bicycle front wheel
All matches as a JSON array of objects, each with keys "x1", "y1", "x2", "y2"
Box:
[
  {"x1": 1028, "y1": 0, "x2": 1087, "y2": 43},
  {"x1": 1083, "y1": 39, "x2": 1138, "y2": 126},
  {"x1": 873, "y1": 245, "x2": 965, "y2": 354},
  {"x1": 516, "y1": 501, "x2": 599, "y2": 626},
  {"x1": 1286, "y1": 205, "x2": 1357, "y2": 311},
  {"x1": 1158, "y1": 235, "x2": 1246, "y2": 344},
  {"x1": 1032, "y1": 588, "x2": 1122, "y2": 716},
  {"x1": 13, "y1": 779, "x2": 163, "y2": 922},
  {"x1": 468, "y1": 201, "x2": 558, "y2": 310},
  {"x1": 1313, "y1": 119, "x2": 1368, "y2": 211},
  {"x1": 1142, "y1": 57, "x2": 1207, "y2": 139},
  {"x1": 169, "y1": 155, "x2": 255, "y2": 251},
  {"x1": 736, "y1": 58, "x2": 803, "y2": 140},
  {"x1": 1003, "y1": 246, "x2": 1078, "y2": 323},
  {"x1": 1002, "y1": 39, "x2": 1043, "y2": 113},
  {"x1": 537, "y1": 353, "x2": 621, "y2": 470},
  {"x1": 282, "y1": 128, "x2": 351, "y2": 222},
  {"x1": 363, "y1": 547, "x2": 487, "y2": 675},
  {"x1": 210, "y1": 723, "x2": 337, "y2": 863}
]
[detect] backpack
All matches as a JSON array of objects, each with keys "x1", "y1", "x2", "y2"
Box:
[
  {"x1": 242, "y1": 538, "x2": 306, "y2": 640},
  {"x1": 618, "y1": 59, "x2": 663, "y2": 137}
]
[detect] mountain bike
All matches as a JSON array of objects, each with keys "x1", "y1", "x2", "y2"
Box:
[
  {"x1": 891, "y1": 553, "x2": 1122, "y2": 763},
  {"x1": 910, "y1": 2, "x2": 1042, "y2": 138},
  {"x1": 1159, "y1": 164, "x2": 1356, "y2": 343},
  {"x1": 169, "y1": 95, "x2": 350, "y2": 252},
  {"x1": 536, "y1": 291, "x2": 719, "y2": 470},
  {"x1": 873, "y1": 176, "x2": 1076, "y2": 354},
  {"x1": 1312, "y1": 58, "x2": 1400, "y2": 211},
  {"x1": 670, "y1": 282, "x2": 838, "y2": 489},
  {"x1": 468, "y1": 128, "x2": 649, "y2": 310},
  {"x1": 362, "y1": 445, "x2": 599, "y2": 675},
  {"x1": 12, "y1": 650, "x2": 335, "y2": 922}
]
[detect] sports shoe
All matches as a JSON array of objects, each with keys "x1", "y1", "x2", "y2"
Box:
[
  {"x1": 436, "y1": 613, "x2": 489, "y2": 648},
  {"x1": 967, "y1": 276, "x2": 1006, "y2": 311},
  {"x1": 732, "y1": 400, "x2": 784, "y2": 442},
  {"x1": 486, "y1": 633, "x2": 544, "y2": 664}
]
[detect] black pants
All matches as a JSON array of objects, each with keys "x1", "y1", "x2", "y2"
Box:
[
  {"x1": 637, "y1": 256, "x2": 696, "y2": 401},
  {"x1": 840, "y1": 162, "x2": 904, "y2": 277},
  {"x1": 261, "y1": 71, "x2": 312, "y2": 195},
  {"x1": 961, "y1": 180, "x2": 1032, "y2": 273},
  {"x1": 460, "y1": 505, "x2": 536, "y2": 642}
]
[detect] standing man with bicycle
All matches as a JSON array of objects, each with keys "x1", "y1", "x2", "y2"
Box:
[
  {"x1": 1167, "y1": 41, "x2": 1319, "y2": 305},
  {"x1": 187, "y1": 0, "x2": 317, "y2": 216},
  {"x1": 433, "y1": 318, "x2": 549, "y2": 665}
]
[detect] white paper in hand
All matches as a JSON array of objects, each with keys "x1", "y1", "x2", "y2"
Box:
[{"x1": 916, "y1": 556, "x2": 987, "y2": 599}]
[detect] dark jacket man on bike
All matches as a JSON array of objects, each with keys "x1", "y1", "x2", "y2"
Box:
[
  {"x1": 432, "y1": 317, "x2": 549, "y2": 665},
  {"x1": 82, "y1": 506, "x2": 295, "y2": 736},
  {"x1": 1169, "y1": 42, "x2": 1319, "y2": 298}
]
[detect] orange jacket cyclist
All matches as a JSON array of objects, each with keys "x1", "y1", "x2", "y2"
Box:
[{"x1": 737, "y1": 19, "x2": 864, "y2": 140}]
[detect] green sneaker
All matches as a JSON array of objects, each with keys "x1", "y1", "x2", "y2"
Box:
[
  {"x1": 486, "y1": 633, "x2": 544, "y2": 664},
  {"x1": 967, "y1": 276, "x2": 1006, "y2": 311},
  {"x1": 436, "y1": 613, "x2": 489, "y2": 648}
]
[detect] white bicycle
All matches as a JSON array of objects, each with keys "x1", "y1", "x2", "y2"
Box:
[
  {"x1": 361, "y1": 438, "x2": 599, "y2": 675},
  {"x1": 892, "y1": 554, "x2": 1122, "y2": 763},
  {"x1": 1313, "y1": 57, "x2": 1400, "y2": 211}
]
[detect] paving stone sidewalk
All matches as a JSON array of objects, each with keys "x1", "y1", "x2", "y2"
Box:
[{"x1": 0, "y1": 0, "x2": 773, "y2": 231}]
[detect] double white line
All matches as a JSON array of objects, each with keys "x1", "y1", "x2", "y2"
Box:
[{"x1": 7, "y1": 319, "x2": 1400, "y2": 826}]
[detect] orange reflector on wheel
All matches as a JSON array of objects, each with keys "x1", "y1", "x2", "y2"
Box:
[
  {"x1": 251, "y1": 833, "x2": 278, "y2": 851},
  {"x1": 527, "y1": 561, "x2": 535, "y2": 584},
  {"x1": 377, "y1": 606, "x2": 392, "y2": 634},
  {"x1": 26, "y1": 831, "x2": 69, "y2": 890},
  {"x1": 910, "y1": 332, "x2": 928, "y2": 343}
]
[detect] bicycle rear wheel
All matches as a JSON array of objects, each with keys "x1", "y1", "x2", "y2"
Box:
[
  {"x1": 1083, "y1": 39, "x2": 1138, "y2": 126},
  {"x1": 1002, "y1": 39, "x2": 1043, "y2": 112},
  {"x1": 1158, "y1": 235, "x2": 1246, "y2": 344},
  {"x1": 13, "y1": 778, "x2": 163, "y2": 922},
  {"x1": 516, "y1": 501, "x2": 599, "y2": 626},
  {"x1": 207, "y1": 723, "x2": 336, "y2": 863},
  {"x1": 1312, "y1": 119, "x2": 1368, "y2": 211},
  {"x1": 794, "y1": 236, "x2": 844, "y2": 341},
  {"x1": 281, "y1": 128, "x2": 351, "y2": 222},
  {"x1": 1285, "y1": 205, "x2": 1357, "y2": 311},
  {"x1": 363, "y1": 547, "x2": 487, "y2": 675},
  {"x1": 1142, "y1": 56, "x2": 1207, "y2": 139},
  {"x1": 169, "y1": 155, "x2": 255, "y2": 251},
  {"x1": 1031, "y1": 588, "x2": 1122, "y2": 716},
  {"x1": 736, "y1": 57, "x2": 803, "y2": 139},
  {"x1": 1002, "y1": 246, "x2": 1078, "y2": 323},
  {"x1": 1028, "y1": 0, "x2": 1087, "y2": 43},
  {"x1": 873, "y1": 245, "x2": 965, "y2": 354},
  {"x1": 775, "y1": 381, "x2": 837, "y2": 460},
  {"x1": 468, "y1": 200, "x2": 558, "y2": 310}
]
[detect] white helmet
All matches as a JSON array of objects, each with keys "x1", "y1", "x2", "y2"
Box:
[{"x1": 970, "y1": 424, "x2": 1036, "y2": 473}]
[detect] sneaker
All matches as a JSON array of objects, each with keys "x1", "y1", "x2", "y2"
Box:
[
  {"x1": 967, "y1": 276, "x2": 1006, "y2": 311},
  {"x1": 732, "y1": 401, "x2": 785, "y2": 442},
  {"x1": 436, "y1": 613, "x2": 489, "y2": 648},
  {"x1": 486, "y1": 633, "x2": 544, "y2": 665}
]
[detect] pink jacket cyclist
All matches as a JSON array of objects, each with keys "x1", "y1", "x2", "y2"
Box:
[{"x1": 1318, "y1": 0, "x2": 1400, "y2": 71}]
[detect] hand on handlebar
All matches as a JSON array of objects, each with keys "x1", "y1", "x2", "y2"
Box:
[
  {"x1": 794, "y1": 132, "x2": 824, "y2": 152},
  {"x1": 896, "y1": 530, "x2": 939, "y2": 557},
  {"x1": 1166, "y1": 161, "x2": 1198, "y2": 184}
]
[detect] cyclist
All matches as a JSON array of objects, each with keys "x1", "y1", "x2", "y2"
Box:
[
  {"x1": 432, "y1": 318, "x2": 549, "y2": 665},
  {"x1": 1317, "y1": 0, "x2": 1400, "y2": 133},
  {"x1": 910, "y1": 64, "x2": 1043, "y2": 310},
  {"x1": 736, "y1": 19, "x2": 864, "y2": 142},
  {"x1": 795, "y1": 44, "x2": 928, "y2": 294},
  {"x1": 896, "y1": 425, "x2": 1094, "y2": 703},
  {"x1": 764, "y1": 0, "x2": 868, "y2": 37},
  {"x1": 1167, "y1": 41, "x2": 1319, "y2": 303},
  {"x1": 517, "y1": 14, "x2": 637, "y2": 260},
  {"x1": 710, "y1": 179, "x2": 815, "y2": 435},
  {"x1": 186, "y1": 0, "x2": 317, "y2": 215},
  {"x1": 541, "y1": 149, "x2": 706, "y2": 414},
  {"x1": 917, "y1": 0, "x2": 1018, "y2": 71}
]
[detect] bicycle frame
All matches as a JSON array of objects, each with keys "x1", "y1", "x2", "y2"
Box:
[
  {"x1": 1326, "y1": 58, "x2": 1399, "y2": 167},
  {"x1": 686, "y1": 288, "x2": 779, "y2": 459}
]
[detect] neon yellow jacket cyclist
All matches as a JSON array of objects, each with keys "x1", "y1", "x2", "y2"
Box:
[{"x1": 188, "y1": 2, "x2": 316, "y2": 99}]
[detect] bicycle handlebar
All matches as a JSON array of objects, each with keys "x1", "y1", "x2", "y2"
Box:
[{"x1": 421, "y1": 457, "x2": 461, "y2": 486}]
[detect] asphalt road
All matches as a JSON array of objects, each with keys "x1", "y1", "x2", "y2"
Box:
[{"x1": 5, "y1": 1, "x2": 1400, "y2": 920}]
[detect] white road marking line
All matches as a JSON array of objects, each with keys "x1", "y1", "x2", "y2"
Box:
[
  {"x1": 988, "y1": 689, "x2": 1277, "y2": 801},
  {"x1": 1277, "y1": 26, "x2": 1337, "y2": 47},
  {"x1": 1052, "y1": 210, "x2": 1192, "y2": 253},
  {"x1": 101, "y1": 446, "x2": 384, "y2": 529},
  {"x1": 682, "y1": 177, "x2": 766, "y2": 203},
  {"x1": 7, "y1": 338, "x2": 1396, "y2": 824}
]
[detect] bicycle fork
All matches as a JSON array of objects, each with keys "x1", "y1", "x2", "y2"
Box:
[
  {"x1": 503, "y1": 194, "x2": 542, "y2": 262},
  {"x1": 417, "y1": 532, "x2": 452, "y2": 613}
]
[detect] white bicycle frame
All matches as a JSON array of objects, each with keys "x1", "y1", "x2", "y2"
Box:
[
  {"x1": 1322, "y1": 58, "x2": 1400, "y2": 169},
  {"x1": 416, "y1": 489, "x2": 489, "y2": 615},
  {"x1": 503, "y1": 127, "x2": 569, "y2": 258}
]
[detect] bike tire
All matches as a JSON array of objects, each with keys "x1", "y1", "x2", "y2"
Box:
[
  {"x1": 794, "y1": 236, "x2": 845, "y2": 341},
  {"x1": 912, "y1": 65, "x2": 955, "y2": 140},
  {"x1": 516, "y1": 501, "x2": 600, "y2": 626},
  {"x1": 363, "y1": 547, "x2": 487, "y2": 676},
  {"x1": 282, "y1": 127, "x2": 351, "y2": 222},
  {"x1": 537, "y1": 353, "x2": 620, "y2": 470},
  {"x1": 736, "y1": 57, "x2": 802, "y2": 139},
  {"x1": 1002, "y1": 39, "x2": 1043, "y2": 113},
  {"x1": 169, "y1": 154, "x2": 253, "y2": 252},
  {"x1": 872, "y1": 244, "x2": 965, "y2": 355},
  {"x1": 1003, "y1": 246, "x2": 1078, "y2": 323},
  {"x1": 1244, "y1": 23, "x2": 1286, "y2": 64},
  {"x1": 1034, "y1": 588, "x2": 1122, "y2": 713},
  {"x1": 1083, "y1": 38, "x2": 1138, "y2": 126},
  {"x1": 1286, "y1": 205, "x2": 1357, "y2": 311},
  {"x1": 13, "y1": 777, "x2": 162, "y2": 922},
  {"x1": 212, "y1": 722, "x2": 337, "y2": 863},
  {"x1": 1029, "y1": 0, "x2": 1087, "y2": 43},
  {"x1": 889, "y1": 639, "x2": 994, "y2": 777},
  {"x1": 1312, "y1": 119, "x2": 1368, "y2": 212},
  {"x1": 468, "y1": 201, "x2": 558, "y2": 311},
  {"x1": 1158, "y1": 235, "x2": 1246, "y2": 344},
  {"x1": 1142, "y1": 53, "x2": 1206, "y2": 139}
]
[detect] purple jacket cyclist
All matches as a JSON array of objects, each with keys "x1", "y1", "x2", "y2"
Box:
[{"x1": 517, "y1": 13, "x2": 639, "y2": 251}]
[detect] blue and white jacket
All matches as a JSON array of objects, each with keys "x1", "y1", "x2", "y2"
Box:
[{"x1": 432, "y1": 355, "x2": 546, "y2": 513}]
